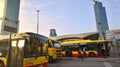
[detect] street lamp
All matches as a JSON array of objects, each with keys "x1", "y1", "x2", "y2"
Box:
[
  {"x1": 6, "y1": 29, "x2": 12, "y2": 67},
  {"x1": 36, "y1": 10, "x2": 40, "y2": 34}
]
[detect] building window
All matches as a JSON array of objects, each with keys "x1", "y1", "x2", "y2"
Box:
[{"x1": 4, "y1": 25, "x2": 17, "y2": 33}]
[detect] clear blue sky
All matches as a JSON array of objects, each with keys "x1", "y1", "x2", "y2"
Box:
[{"x1": 19, "y1": 0, "x2": 120, "y2": 37}]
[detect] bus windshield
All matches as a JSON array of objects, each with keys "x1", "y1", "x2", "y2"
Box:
[
  {"x1": 0, "y1": 40, "x2": 9, "y2": 57},
  {"x1": 54, "y1": 43, "x2": 61, "y2": 48}
]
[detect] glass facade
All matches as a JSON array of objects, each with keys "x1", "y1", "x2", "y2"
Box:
[
  {"x1": 0, "y1": 0, "x2": 20, "y2": 35},
  {"x1": 93, "y1": 0, "x2": 109, "y2": 39}
]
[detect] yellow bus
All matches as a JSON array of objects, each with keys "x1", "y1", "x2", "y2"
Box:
[
  {"x1": 0, "y1": 32, "x2": 48, "y2": 67},
  {"x1": 60, "y1": 40, "x2": 109, "y2": 57},
  {"x1": 43, "y1": 39, "x2": 62, "y2": 62},
  {"x1": 52, "y1": 40, "x2": 62, "y2": 60}
]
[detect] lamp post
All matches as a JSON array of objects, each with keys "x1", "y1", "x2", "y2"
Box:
[
  {"x1": 36, "y1": 10, "x2": 40, "y2": 34},
  {"x1": 6, "y1": 29, "x2": 12, "y2": 67}
]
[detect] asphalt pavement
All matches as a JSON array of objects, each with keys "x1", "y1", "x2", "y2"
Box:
[{"x1": 49, "y1": 57, "x2": 120, "y2": 67}]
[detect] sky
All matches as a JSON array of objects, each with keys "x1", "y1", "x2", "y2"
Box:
[{"x1": 19, "y1": 0, "x2": 120, "y2": 37}]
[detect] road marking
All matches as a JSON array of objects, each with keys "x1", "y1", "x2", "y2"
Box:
[{"x1": 103, "y1": 62, "x2": 112, "y2": 67}]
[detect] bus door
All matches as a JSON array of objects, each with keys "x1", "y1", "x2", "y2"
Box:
[
  {"x1": 9, "y1": 40, "x2": 25, "y2": 67},
  {"x1": 65, "y1": 46, "x2": 72, "y2": 57}
]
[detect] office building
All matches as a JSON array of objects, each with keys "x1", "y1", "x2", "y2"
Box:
[
  {"x1": 49, "y1": 29, "x2": 57, "y2": 37},
  {"x1": 0, "y1": 0, "x2": 20, "y2": 35},
  {"x1": 93, "y1": 0, "x2": 109, "y2": 39}
]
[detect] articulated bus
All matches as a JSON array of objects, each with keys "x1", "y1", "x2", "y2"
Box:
[
  {"x1": 0, "y1": 32, "x2": 48, "y2": 67},
  {"x1": 60, "y1": 40, "x2": 109, "y2": 57},
  {"x1": 43, "y1": 39, "x2": 62, "y2": 62}
]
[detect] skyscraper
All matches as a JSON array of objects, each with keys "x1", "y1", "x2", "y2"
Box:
[
  {"x1": 49, "y1": 29, "x2": 57, "y2": 37},
  {"x1": 93, "y1": 0, "x2": 109, "y2": 39},
  {"x1": 0, "y1": 0, "x2": 20, "y2": 35}
]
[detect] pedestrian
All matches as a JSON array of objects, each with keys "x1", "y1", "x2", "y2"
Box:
[
  {"x1": 78, "y1": 48, "x2": 83, "y2": 60},
  {"x1": 83, "y1": 47, "x2": 86, "y2": 57},
  {"x1": 103, "y1": 49, "x2": 107, "y2": 58}
]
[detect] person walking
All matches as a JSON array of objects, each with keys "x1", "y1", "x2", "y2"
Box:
[
  {"x1": 83, "y1": 47, "x2": 86, "y2": 57},
  {"x1": 78, "y1": 48, "x2": 83, "y2": 60}
]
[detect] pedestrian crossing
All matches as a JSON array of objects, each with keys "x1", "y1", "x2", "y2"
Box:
[{"x1": 104, "y1": 62, "x2": 112, "y2": 67}]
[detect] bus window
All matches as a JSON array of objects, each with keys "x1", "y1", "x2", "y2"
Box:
[
  {"x1": 18, "y1": 40, "x2": 25, "y2": 48},
  {"x1": 24, "y1": 40, "x2": 32, "y2": 57},
  {"x1": 16, "y1": 40, "x2": 25, "y2": 67},
  {"x1": 48, "y1": 41, "x2": 52, "y2": 48},
  {"x1": 0, "y1": 40, "x2": 9, "y2": 57},
  {"x1": 54, "y1": 43, "x2": 61, "y2": 48},
  {"x1": 24, "y1": 38, "x2": 41, "y2": 57},
  {"x1": 32, "y1": 38, "x2": 43, "y2": 56}
]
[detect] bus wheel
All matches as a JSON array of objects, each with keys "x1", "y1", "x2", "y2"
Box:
[
  {"x1": 89, "y1": 52, "x2": 95, "y2": 57},
  {"x1": 0, "y1": 61, "x2": 4, "y2": 67}
]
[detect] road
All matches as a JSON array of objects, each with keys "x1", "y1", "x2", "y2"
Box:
[{"x1": 49, "y1": 57, "x2": 120, "y2": 67}]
